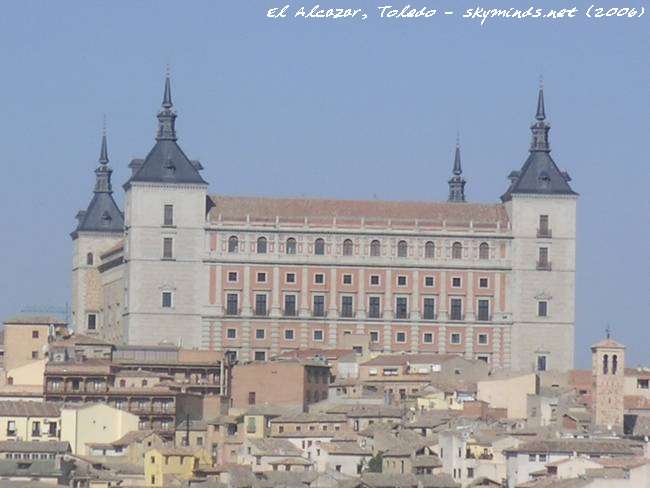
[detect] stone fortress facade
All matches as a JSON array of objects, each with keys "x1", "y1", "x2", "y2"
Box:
[{"x1": 71, "y1": 76, "x2": 577, "y2": 372}]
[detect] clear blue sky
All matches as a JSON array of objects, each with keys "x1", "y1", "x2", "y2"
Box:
[{"x1": 0, "y1": 1, "x2": 647, "y2": 368}]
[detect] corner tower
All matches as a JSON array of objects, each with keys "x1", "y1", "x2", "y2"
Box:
[
  {"x1": 71, "y1": 128, "x2": 125, "y2": 334},
  {"x1": 122, "y1": 74, "x2": 208, "y2": 347},
  {"x1": 502, "y1": 82, "x2": 578, "y2": 372}
]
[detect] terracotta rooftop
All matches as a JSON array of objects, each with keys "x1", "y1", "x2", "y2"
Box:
[
  {"x1": 590, "y1": 338, "x2": 625, "y2": 350},
  {"x1": 362, "y1": 353, "x2": 455, "y2": 367},
  {"x1": 506, "y1": 438, "x2": 639, "y2": 455},
  {"x1": 0, "y1": 440, "x2": 70, "y2": 453},
  {"x1": 208, "y1": 194, "x2": 509, "y2": 227},
  {"x1": 0, "y1": 401, "x2": 60, "y2": 417},
  {"x1": 3, "y1": 315, "x2": 67, "y2": 326}
]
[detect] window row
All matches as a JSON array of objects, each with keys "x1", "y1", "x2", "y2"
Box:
[
  {"x1": 224, "y1": 271, "x2": 490, "y2": 289},
  {"x1": 226, "y1": 236, "x2": 492, "y2": 260},
  {"x1": 222, "y1": 293, "x2": 493, "y2": 321},
  {"x1": 225, "y1": 327, "x2": 490, "y2": 346}
]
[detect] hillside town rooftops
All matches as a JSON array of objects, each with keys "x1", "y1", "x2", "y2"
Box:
[{"x1": 505, "y1": 438, "x2": 639, "y2": 456}]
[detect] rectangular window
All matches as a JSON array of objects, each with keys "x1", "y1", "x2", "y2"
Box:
[
  {"x1": 162, "y1": 237, "x2": 173, "y2": 259},
  {"x1": 163, "y1": 204, "x2": 174, "y2": 226},
  {"x1": 424, "y1": 276, "x2": 434, "y2": 287},
  {"x1": 32, "y1": 330, "x2": 39, "y2": 339},
  {"x1": 423, "y1": 332, "x2": 433, "y2": 343},
  {"x1": 314, "y1": 273, "x2": 324, "y2": 284},
  {"x1": 450, "y1": 333, "x2": 462, "y2": 345},
  {"x1": 423, "y1": 298, "x2": 435, "y2": 320},
  {"x1": 539, "y1": 454, "x2": 547, "y2": 462},
  {"x1": 538, "y1": 214, "x2": 550, "y2": 237},
  {"x1": 254, "y1": 295, "x2": 267, "y2": 316},
  {"x1": 313, "y1": 295, "x2": 325, "y2": 317},
  {"x1": 477, "y1": 355, "x2": 489, "y2": 363},
  {"x1": 396, "y1": 332, "x2": 406, "y2": 343},
  {"x1": 467, "y1": 467, "x2": 474, "y2": 479},
  {"x1": 284, "y1": 295, "x2": 297, "y2": 316},
  {"x1": 368, "y1": 296, "x2": 381, "y2": 318},
  {"x1": 226, "y1": 328, "x2": 236, "y2": 339},
  {"x1": 537, "y1": 355, "x2": 547, "y2": 372},
  {"x1": 450, "y1": 298, "x2": 463, "y2": 320},
  {"x1": 341, "y1": 296, "x2": 354, "y2": 318},
  {"x1": 538, "y1": 301, "x2": 548, "y2": 317},
  {"x1": 370, "y1": 275, "x2": 380, "y2": 286},
  {"x1": 477, "y1": 299, "x2": 490, "y2": 321},
  {"x1": 161, "y1": 292, "x2": 173, "y2": 308},
  {"x1": 452, "y1": 277, "x2": 461, "y2": 288},
  {"x1": 256, "y1": 272, "x2": 266, "y2": 283},
  {"x1": 395, "y1": 297, "x2": 408, "y2": 319},
  {"x1": 342, "y1": 274, "x2": 352, "y2": 285},
  {"x1": 248, "y1": 392, "x2": 256, "y2": 405},
  {"x1": 31, "y1": 421, "x2": 41, "y2": 437},
  {"x1": 637, "y1": 379, "x2": 649, "y2": 389},
  {"x1": 479, "y1": 277, "x2": 489, "y2": 288},
  {"x1": 227, "y1": 271, "x2": 238, "y2": 282},
  {"x1": 538, "y1": 247, "x2": 550, "y2": 269},
  {"x1": 313, "y1": 329, "x2": 324, "y2": 341},
  {"x1": 397, "y1": 275, "x2": 407, "y2": 286},
  {"x1": 370, "y1": 331, "x2": 379, "y2": 343},
  {"x1": 284, "y1": 329, "x2": 294, "y2": 340},
  {"x1": 255, "y1": 329, "x2": 265, "y2": 340},
  {"x1": 477, "y1": 333, "x2": 489, "y2": 345},
  {"x1": 87, "y1": 313, "x2": 97, "y2": 330},
  {"x1": 31, "y1": 351, "x2": 38, "y2": 359},
  {"x1": 226, "y1": 294, "x2": 238, "y2": 315},
  {"x1": 254, "y1": 351, "x2": 266, "y2": 361}
]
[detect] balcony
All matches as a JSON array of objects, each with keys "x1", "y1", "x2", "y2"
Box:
[
  {"x1": 312, "y1": 310, "x2": 327, "y2": 318},
  {"x1": 536, "y1": 228, "x2": 552, "y2": 238},
  {"x1": 225, "y1": 308, "x2": 241, "y2": 317},
  {"x1": 449, "y1": 313, "x2": 465, "y2": 321},
  {"x1": 253, "y1": 308, "x2": 269, "y2": 317},
  {"x1": 340, "y1": 309, "x2": 355, "y2": 319},
  {"x1": 367, "y1": 310, "x2": 382, "y2": 319},
  {"x1": 422, "y1": 313, "x2": 437, "y2": 321},
  {"x1": 395, "y1": 311, "x2": 410, "y2": 320},
  {"x1": 536, "y1": 261, "x2": 552, "y2": 271},
  {"x1": 477, "y1": 314, "x2": 492, "y2": 322},
  {"x1": 283, "y1": 309, "x2": 297, "y2": 317}
]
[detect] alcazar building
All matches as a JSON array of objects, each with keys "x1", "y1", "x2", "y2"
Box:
[{"x1": 71, "y1": 76, "x2": 577, "y2": 372}]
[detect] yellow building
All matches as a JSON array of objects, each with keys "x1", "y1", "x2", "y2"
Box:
[
  {"x1": 0, "y1": 401, "x2": 61, "y2": 441},
  {"x1": 144, "y1": 447, "x2": 198, "y2": 486},
  {"x1": 477, "y1": 372, "x2": 538, "y2": 419},
  {"x1": 415, "y1": 386, "x2": 463, "y2": 411},
  {"x1": 60, "y1": 402, "x2": 139, "y2": 455}
]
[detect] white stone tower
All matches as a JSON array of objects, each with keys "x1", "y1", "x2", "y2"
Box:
[
  {"x1": 591, "y1": 334, "x2": 625, "y2": 432},
  {"x1": 502, "y1": 83, "x2": 578, "y2": 372},
  {"x1": 71, "y1": 128, "x2": 124, "y2": 335},
  {"x1": 122, "y1": 74, "x2": 208, "y2": 347}
]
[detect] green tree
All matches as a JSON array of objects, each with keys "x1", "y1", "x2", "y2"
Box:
[{"x1": 367, "y1": 452, "x2": 383, "y2": 472}]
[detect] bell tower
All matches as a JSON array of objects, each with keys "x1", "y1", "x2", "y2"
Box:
[{"x1": 591, "y1": 333, "x2": 625, "y2": 432}]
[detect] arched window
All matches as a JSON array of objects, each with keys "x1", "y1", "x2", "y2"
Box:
[
  {"x1": 86, "y1": 253, "x2": 94, "y2": 266},
  {"x1": 343, "y1": 239, "x2": 354, "y2": 256},
  {"x1": 603, "y1": 354, "x2": 609, "y2": 375},
  {"x1": 286, "y1": 238, "x2": 296, "y2": 255},
  {"x1": 314, "y1": 238, "x2": 325, "y2": 256},
  {"x1": 479, "y1": 242, "x2": 490, "y2": 260},
  {"x1": 425, "y1": 241, "x2": 435, "y2": 259},
  {"x1": 228, "y1": 236, "x2": 238, "y2": 253},
  {"x1": 256, "y1": 237, "x2": 267, "y2": 254},
  {"x1": 612, "y1": 355, "x2": 618, "y2": 375},
  {"x1": 452, "y1": 242, "x2": 463, "y2": 259},
  {"x1": 370, "y1": 240, "x2": 381, "y2": 257},
  {"x1": 397, "y1": 240, "x2": 408, "y2": 258}
]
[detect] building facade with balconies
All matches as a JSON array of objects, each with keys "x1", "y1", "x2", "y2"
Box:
[{"x1": 71, "y1": 77, "x2": 577, "y2": 372}]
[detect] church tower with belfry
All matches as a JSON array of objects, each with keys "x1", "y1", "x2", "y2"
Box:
[{"x1": 591, "y1": 332, "x2": 625, "y2": 432}]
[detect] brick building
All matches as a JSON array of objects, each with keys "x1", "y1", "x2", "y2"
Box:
[
  {"x1": 71, "y1": 76, "x2": 577, "y2": 372},
  {"x1": 230, "y1": 359, "x2": 330, "y2": 411}
]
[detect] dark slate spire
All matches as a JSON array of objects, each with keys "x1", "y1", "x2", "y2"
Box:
[
  {"x1": 72, "y1": 125, "x2": 125, "y2": 238},
  {"x1": 500, "y1": 82, "x2": 576, "y2": 202},
  {"x1": 94, "y1": 124, "x2": 112, "y2": 193},
  {"x1": 156, "y1": 71, "x2": 177, "y2": 141},
  {"x1": 125, "y1": 72, "x2": 207, "y2": 188},
  {"x1": 448, "y1": 136, "x2": 466, "y2": 202}
]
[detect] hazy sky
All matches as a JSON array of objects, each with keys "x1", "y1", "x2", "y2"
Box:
[{"x1": 0, "y1": 1, "x2": 647, "y2": 367}]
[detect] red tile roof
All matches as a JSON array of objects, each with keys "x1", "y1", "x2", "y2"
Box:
[{"x1": 208, "y1": 195, "x2": 509, "y2": 226}]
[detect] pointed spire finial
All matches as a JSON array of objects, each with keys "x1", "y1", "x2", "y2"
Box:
[
  {"x1": 99, "y1": 115, "x2": 109, "y2": 164},
  {"x1": 536, "y1": 75, "x2": 546, "y2": 121},
  {"x1": 453, "y1": 133, "x2": 462, "y2": 176},
  {"x1": 162, "y1": 65, "x2": 173, "y2": 109},
  {"x1": 606, "y1": 324, "x2": 611, "y2": 339}
]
